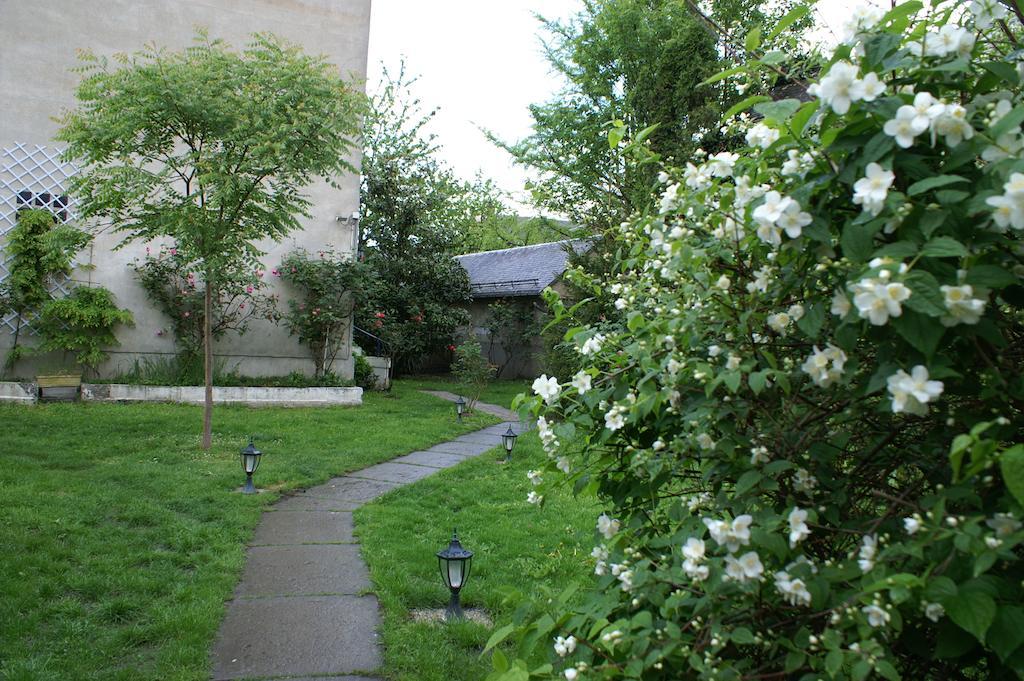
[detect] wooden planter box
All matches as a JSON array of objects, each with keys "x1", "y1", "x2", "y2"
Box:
[{"x1": 36, "y1": 373, "x2": 82, "y2": 401}]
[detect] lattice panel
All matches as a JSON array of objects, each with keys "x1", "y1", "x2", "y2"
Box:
[{"x1": 0, "y1": 143, "x2": 80, "y2": 335}]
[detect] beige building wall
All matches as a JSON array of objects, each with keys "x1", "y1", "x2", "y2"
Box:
[{"x1": 0, "y1": 0, "x2": 371, "y2": 379}]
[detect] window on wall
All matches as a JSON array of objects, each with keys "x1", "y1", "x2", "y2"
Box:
[{"x1": 16, "y1": 190, "x2": 70, "y2": 223}]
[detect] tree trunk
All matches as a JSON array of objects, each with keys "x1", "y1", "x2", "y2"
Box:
[{"x1": 202, "y1": 280, "x2": 213, "y2": 450}]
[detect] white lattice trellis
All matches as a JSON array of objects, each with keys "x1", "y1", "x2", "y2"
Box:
[{"x1": 0, "y1": 143, "x2": 80, "y2": 335}]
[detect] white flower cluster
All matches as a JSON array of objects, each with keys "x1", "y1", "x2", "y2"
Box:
[
  {"x1": 597, "y1": 513, "x2": 621, "y2": 540},
  {"x1": 774, "y1": 570, "x2": 812, "y2": 607},
  {"x1": 850, "y1": 272, "x2": 911, "y2": 326},
  {"x1": 703, "y1": 514, "x2": 752, "y2": 553},
  {"x1": 682, "y1": 537, "x2": 709, "y2": 581},
  {"x1": 801, "y1": 344, "x2": 847, "y2": 388},
  {"x1": 532, "y1": 374, "x2": 561, "y2": 405},
  {"x1": 839, "y1": 4, "x2": 884, "y2": 44},
  {"x1": 553, "y1": 635, "x2": 577, "y2": 657},
  {"x1": 986, "y1": 172, "x2": 1024, "y2": 231},
  {"x1": 907, "y1": 24, "x2": 974, "y2": 59},
  {"x1": 858, "y1": 534, "x2": 878, "y2": 573},
  {"x1": 970, "y1": 0, "x2": 1008, "y2": 29},
  {"x1": 886, "y1": 365, "x2": 944, "y2": 416},
  {"x1": 941, "y1": 284, "x2": 987, "y2": 326},
  {"x1": 788, "y1": 507, "x2": 811, "y2": 548},
  {"x1": 813, "y1": 61, "x2": 885, "y2": 115},
  {"x1": 883, "y1": 92, "x2": 972, "y2": 149},
  {"x1": 724, "y1": 551, "x2": 764, "y2": 583},
  {"x1": 852, "y1": 163, "x2": 894, "y2": 216},
  {"x1": 752, "y1": 191, "x2": 811, "y2": 246}
]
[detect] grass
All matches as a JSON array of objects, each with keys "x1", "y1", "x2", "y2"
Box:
[
  {"x1": 400, "y1": 375, "x2": 532, "y2": 412},
  {"x1": 355, "y1": 432, "x2": 598, "y2": 681},
  {"x1": 0, "y1": 382, "x2": 498, "y2": 681}
]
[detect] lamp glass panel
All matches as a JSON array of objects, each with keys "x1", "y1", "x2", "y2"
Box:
[
  {"x1": 244, "y1": 453, "x2": 257, "y2": 473},
  {"x1": 447, "y1": 559, "x2": 464, "y2": 589}
]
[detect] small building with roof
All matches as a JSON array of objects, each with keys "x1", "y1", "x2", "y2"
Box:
[{"x1": 455, "y1": 239, "x2": 591, "y2": 378}]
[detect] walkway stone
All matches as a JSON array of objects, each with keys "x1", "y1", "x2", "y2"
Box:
[{"x1": 209, "y1": 392, "x2": 526, "y2": 681}]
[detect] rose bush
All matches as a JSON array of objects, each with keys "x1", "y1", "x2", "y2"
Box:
[{"x1": 496, "y1": 2, "x2": 1024, "y2": 679}]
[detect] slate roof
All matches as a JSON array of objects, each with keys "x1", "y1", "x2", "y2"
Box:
[{"x1": 456, "y1": 239, "x2": 592, "y2": 298}]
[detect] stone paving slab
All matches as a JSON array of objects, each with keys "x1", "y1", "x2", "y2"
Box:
[
  {"x1": 251, "y1": 511, "x2": 354, "y2": 545},
  {"x1": 347, "y1": 461, "x2": 439, "y2": 485},
  {"x1": 391, "y1": 450, "x2": 468, "y2": 469},
  {"x1": 421, "y1": 389, "x2": 518, "y2": 420},
  {"x1": 305, "y1": 477, "x2": 401, "y2": 503},
  {"x1": 211, "y1": 595, "x2": 381, "y2": 680},
  {"x1": 271, "y1": 493, "x2": 362, "y2": 512},
  {"x1": 453, "y1": 432, "x2": 506, "y2": 446},
  {"x1": 236, "y1": 544, "x2": 370, "y2": 597},
  {"x1": 423, "y1": 440, "x2": 494, "y2": 457}
]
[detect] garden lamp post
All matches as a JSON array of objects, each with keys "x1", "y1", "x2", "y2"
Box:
[
  {"x1": 240, "y1": 437, "x2": 262, "y2": 494},
  {"x1": 437, "y1": 529, "x2": 473, "y2": 620},
  {"x1": 455, "y1": 396, "x2": 466, "y2": 422},
  {"x1": 501, "y1": 424, "x2": 518, "y2": 462}
]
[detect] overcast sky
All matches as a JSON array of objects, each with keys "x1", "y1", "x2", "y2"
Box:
[{"x1": 366, "y1": 0, "x2": 858, "y2": 215}]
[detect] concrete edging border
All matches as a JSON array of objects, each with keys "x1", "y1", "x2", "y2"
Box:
[{"x1": 0, "y1": 381, "x2": 363, "y2": 407}]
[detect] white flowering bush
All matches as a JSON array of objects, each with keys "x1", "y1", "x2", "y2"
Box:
[{"x1": 488, "y1": 2, "x2": 1024, "y2": 679}]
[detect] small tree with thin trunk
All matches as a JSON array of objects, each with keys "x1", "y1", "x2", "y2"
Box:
[{"x1": 59, "y1": 33, "x2": 365, "y2": 448}]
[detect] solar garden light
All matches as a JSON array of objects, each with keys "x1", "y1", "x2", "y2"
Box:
[
  {"x1": 454, "y1": 395, "x2": 466, "y2": 422},
  {"x1": 437, "y1": 529, "x2": 473, "y2": 620},
  {"x1": 240, "y1": 437, "x2": 262, "y2": 494},
  {"x1": 501, "y1": 424, "x2": 518, "y2": 462}
]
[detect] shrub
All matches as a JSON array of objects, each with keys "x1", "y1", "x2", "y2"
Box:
[
  {"x1": 451, "y1": 338, "x2": 495, "y2": 410},
  {"x1": 37, "y1": 286, "x2": 133, "y2": 375},
  {"x1": 353, "y1": 353, "x2": 378, "y2": 390},
  {"x1": 0, "y1": 208, "x2": 90, "y2": 372},
  {"x1": 279, "y1": 248, "x2": 373, "y2": 379},
  {"x1": 505, "y1": 4, "x2": 1024, "y2": 680},
  {"x1": 132, "y1": 246, "x2": 279, "y2": 359}
]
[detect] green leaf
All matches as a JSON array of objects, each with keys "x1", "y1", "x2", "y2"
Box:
[
  {"x1": 946, "y1": 590, "x2": 996, "y2": 643},
  {"x1": 876, "y1": 660, "x2": 901, "y2": 681},
  {"x1": 491, "y1": 648, "x2": 509, "y2": 673},
  {"x1": 903, "y1": 270, "x2": 947, "y2": 317},
  {"x1": 989, "y1": 606, "x2": 1024, "y2": 662},
  {"x1": 748, "y1": 370, "x2": 768, "y2": 395},
  {"x1": 484, "y1": 624, "x2": 515, "y2": 654},
  {"x1": 724, "y1": 95, "x2": 771, "y2": 120},
  {"x1": 759, "y1": 50, "x2": 786, "y2": 65},
  {"x1": 1000, "y1": 445, "x2": 1024, "y2": 507},
  {"x1": 907, "y1": 175, "x2": 967, "y2": 196},
  {"x1": 841, "y1": 220, "x2": 881, "y2": 262},
  {"x1": 966, "y1": 265, "x2": 1017, "y2": 289},
  {"x1": 917, "y1": 210, "x2": 948, "y2": 238},
  {"x1": 700, "y1": 65, "x2": 746, "y2": 86},
  {"x1": 825, "y1": 650, "x2": 843, "y2": 676},
  {"x1": 767, "y1": 4, "x2": 809, "y2": 40},
  {"x1": 892, "y1": 311, "x2": 944, "y2": 357},
  {"x1": 880, "y1": 0, "x2": 922, "y2": 31},
  {"x1": 735, "y1": 470, "x2": 762, "y2": 495},
  {"x1": 796, "y1": 303, "x2": 825, "y2": 338},
  {"x1": 607, "y1": 126, "x2": 625, "y2": 149},
  {"x1": 744, "y1": 25, "x2": 762, "y2": 52},
  {"x1": 731, "y1": 627, "x2": 755, "y2": 644},
  {"x1": 723, "y1": 371, "x2": 741, "y2": 393},
  {"x1": 754, "y1": 98, "x2": 801, "y2": 123},
  {"x1": 790, "y1": 100, "x2": 820, "y2": 135},
  {"x1": 981, "y1": 61, "x2": 1021, "y2": 86},
  {"x1": 920, "y1": 237, "x2": 968, "y2": 258},
  {"x1": 991, "y1": 104, "x2": 1024, "y2": 140}
]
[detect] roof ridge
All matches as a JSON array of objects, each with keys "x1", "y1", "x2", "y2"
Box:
[{"x1": 455, "y1": 238, "x2": 584, "y2": 259}]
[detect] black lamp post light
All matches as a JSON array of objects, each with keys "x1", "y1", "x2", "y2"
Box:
[
  {"x1": 500, "y1": 424, "x2": 518, "y2": 462},
  {"x1": 240, "y1": 437, "x2": 263, "y2": 494},
  {"x1": 437, "y1": 529, "x2": 473, "y2": 620},
  {"x1": 454, "y1": 395, "x2": 466, "y2": 422}
]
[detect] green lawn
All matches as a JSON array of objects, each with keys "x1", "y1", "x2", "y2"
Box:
[
  {"x1": 355, "y1": 432, "x2": 598, "y2": 681},
  {"x1": 0, "y1": 383, "x2": 497, "y2": 681},
  {"x1": 401, "y1": 375, "x2": 532, "y2": 412}
]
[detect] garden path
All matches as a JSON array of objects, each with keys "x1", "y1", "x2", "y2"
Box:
[{"x1": 209, "y1": 393, "x2": 521, "y2": 681}]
